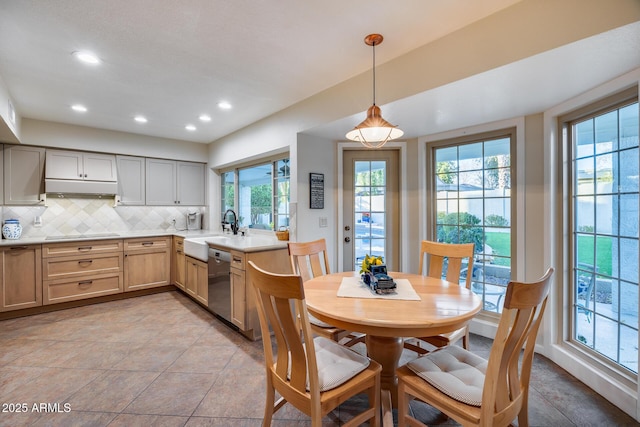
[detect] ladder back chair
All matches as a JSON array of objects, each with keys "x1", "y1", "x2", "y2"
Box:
[
  {"x1": 248, "y1": 261, "x2": 381, "y2": 427},
  {"x1": 405, "y1": 241, "x2": 475, "y2": 354},
  {"x1": 288, "y1": 239, "x2": 352, "y2": 342},
  {"x1": 397, "y1": 268, "x2": 554, "y2": 427}
]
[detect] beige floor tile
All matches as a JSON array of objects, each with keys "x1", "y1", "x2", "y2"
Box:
[
  {"x1": 167, "y1": 344, "x2": 238, "y2": 373},
  {"x1": 0, "y1": 365, "x2": 49, "y2": 396},
  {"x1": 107, "y1": 413, "x2": 188, "y2": 427},
  {"x1": 66, "y1": 370, "x2": 160, "y2": 412},
  {"x1": 124, "y1": 371, "x2": 218, "y2": 416},
  {"x1": 29, "y1": 410, "x2": 117, "y2": 427}
]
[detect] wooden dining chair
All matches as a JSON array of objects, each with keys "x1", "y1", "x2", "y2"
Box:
[
  {"x1": 247, "y1": 261, "x2": 382, "y2": 427},
  {"x1": 404, "y1": 240, "x2": 475, "y2": 354},
  {"x1": 288, "y1": 239, "x2": 353, "y2": 343},
  {"x1": 396, "y1": 268, "x2": 554, "y2": 427}
]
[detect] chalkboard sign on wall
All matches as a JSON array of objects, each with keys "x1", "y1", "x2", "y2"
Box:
[{"x1": 310, "y1": 173, "x2": 324, "y2": 209}]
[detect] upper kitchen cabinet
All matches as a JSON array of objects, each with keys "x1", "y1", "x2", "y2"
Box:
[
  {"x1": 46, "y1": 149, "x2": 117, "y2": 182},
  {"x1": 146, "y1": 158, "x2": 205, "y2": 206},
  {"x1": 3, "y1": 145, "x2": 45, "y2": 205},
  {"x1": 116, "y1": 155, "x2": 145, "y2": 205}
]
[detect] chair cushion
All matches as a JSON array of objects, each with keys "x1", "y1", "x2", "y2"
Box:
[
  {"x1": 406, "y1": 345, "x2": 487, "y2": 406},
  {"x1": 311, "y1": 336, "x2": 371, "y2": 392},
  {"x1": 309, "y1": 313, "x2": 334, "y2": 328}
]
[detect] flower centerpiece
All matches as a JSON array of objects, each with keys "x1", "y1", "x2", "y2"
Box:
[{"x1": 360, "y1": 254, "x2": 384, "y2": 284}]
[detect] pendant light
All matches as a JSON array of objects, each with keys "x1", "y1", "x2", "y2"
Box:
[{"x1": 346, "y1": 34, "x2": 403, "y2": 148}]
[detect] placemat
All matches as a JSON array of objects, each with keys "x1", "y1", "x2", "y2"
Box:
[{"x1": 337, "y1": 276, "x2": 421, "y2": 301}]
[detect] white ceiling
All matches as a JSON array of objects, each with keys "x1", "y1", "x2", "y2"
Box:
[
  {"x1": 0, "y1": 1, "x2": 638, "y2": 146},
  {"x1": 0, "y1": 0, "x2": 524, "y2": 144}
]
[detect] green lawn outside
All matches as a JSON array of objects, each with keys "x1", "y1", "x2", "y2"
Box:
[
  {"x1": 576, "y1": 234, "x2": 612, "y2": 276},
  {"x1": 484, "y1": 232, "x2": 613, "y2": 275},
  {"x1": 484, "y1": 232, "x2": 510, "y2": 266}
]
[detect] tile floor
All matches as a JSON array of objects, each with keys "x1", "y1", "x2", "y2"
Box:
[{"x1": 0, "y1": 291, "x2": 637, "y2": 426}]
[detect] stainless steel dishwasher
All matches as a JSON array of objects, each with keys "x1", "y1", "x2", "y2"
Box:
[{"x1": 208, "y1": 247, "x2": 233, "y2": 324}]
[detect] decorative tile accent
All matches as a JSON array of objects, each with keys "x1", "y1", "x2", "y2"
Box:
[{"x1": 1, "y1": 198, "x2": 207, "y2": 238}]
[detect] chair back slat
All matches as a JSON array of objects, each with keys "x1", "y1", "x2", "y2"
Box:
[
  {"x1": 249, "y1": 261, "x2": 318, "y2": 396},
  {"x1": 289, "y1": 239, "x2": 330, "y2": 283},
  {"x1": 481, "y1": 267, "x2": 553, "y2": 425},
  {"x1": 419, "y1": 240, "x2": 475, "y2": 289}
]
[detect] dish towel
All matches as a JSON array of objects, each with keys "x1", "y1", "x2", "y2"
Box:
[{"x1": 337, "y1": 276, "x2": 421, "y2": 301}]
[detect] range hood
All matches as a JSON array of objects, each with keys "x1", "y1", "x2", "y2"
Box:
[{"x1": 45, "y1": 178, "x2": 118, "y2": 195}]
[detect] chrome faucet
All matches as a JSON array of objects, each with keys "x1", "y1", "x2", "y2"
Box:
[{"x1": 222, "y1": 209, "x2": 239, "y2": 235}]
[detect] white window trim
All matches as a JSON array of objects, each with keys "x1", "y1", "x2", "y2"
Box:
[{"x1": 544, "y1": 67, "x2": 640, "y2": 420}]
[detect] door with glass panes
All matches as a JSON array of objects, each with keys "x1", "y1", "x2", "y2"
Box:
[{"x1": 343, "y1": 150, "x2": 399, "y2": 272}]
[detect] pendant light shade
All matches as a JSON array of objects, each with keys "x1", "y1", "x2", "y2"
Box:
[{"x1": 346, "y1": 34, "x2": 403, "y2": 149}]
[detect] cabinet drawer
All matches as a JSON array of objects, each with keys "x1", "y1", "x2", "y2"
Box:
[
  {"x1": 44, "y1": 274, "x2": 123, "y2": 305},
  {"x1": 125, "y1": 236, "x2": 171, "y2": 251},
  {"x1": 230, "y1": 250, "x2": 245, "y2": 270},
  {"x1": 43, "y1": 239, "x2": 123, "y2": 258},
  {"x1": 43, "y1": 253, "x2": 123, "y2": 280}
]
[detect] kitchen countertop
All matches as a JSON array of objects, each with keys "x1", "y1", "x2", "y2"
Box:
[{"x1": 0, "y1": 229, "x2": 289, "y2": 253}]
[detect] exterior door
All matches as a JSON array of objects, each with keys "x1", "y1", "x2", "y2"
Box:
[{"x1": 343, "y1": 150, "x2": 399, "y2": 271}]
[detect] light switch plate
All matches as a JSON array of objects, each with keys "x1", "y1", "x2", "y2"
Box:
[
  {"x1": 319, "y1": 217, "x2": 328, "y2": 228},
  {"x1": 34, "y1": 216, "x2": 42, "y2": 227}
]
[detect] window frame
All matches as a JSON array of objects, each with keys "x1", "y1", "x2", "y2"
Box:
[
  {"x1": 219, "y1": 155, "x2": 290, "y2": 231},
  {"x1": 426, "y1": 127, "x2": 517, "y2": 315},
  {"x1": 559, "y1": 87, "x2": 639, "y2": 375}
]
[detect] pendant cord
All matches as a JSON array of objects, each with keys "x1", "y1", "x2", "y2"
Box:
[{"x1": 372, "y1": 42, "x2": 376, "y2": 106}]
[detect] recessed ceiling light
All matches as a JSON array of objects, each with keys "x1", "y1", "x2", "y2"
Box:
[
  {"x1": 217, "y1": 101, "x2": 232, "y2": 110},
  {"x1": 134, "y1": 116, "x2": 147, "y2": 123},
  {"x1": 72, "y1": 50, "x2": 101, "y2": 65},
  {"x1": 71, "y1": 104, "x2": 87, "y2": 113},
  {"x1": 199, "y1": 114, "x2": 211, "y2": 122},
  {"x1": 185, "y1": 124, "x2": 197, "y2": 131}
]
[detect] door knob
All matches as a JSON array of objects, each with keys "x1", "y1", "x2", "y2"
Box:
[
  {"x1": 344, "y1": 225, "x2": 351, "y2": 231},
  {"x1": 344, "y1": 237, "x2": 351, "y2": 243}
]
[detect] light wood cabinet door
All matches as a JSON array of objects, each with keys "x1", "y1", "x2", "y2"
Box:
[
  {"x1": 230, "y1": 267, "x2": 245, "y2": 329},
  {"x1": 4, "y1": 145, "x2": 45, "y2": 205},
  {"x1": 116, "y1": 155, "x2": 145, "y2": 205},
  {"x1": 124, "y1": 237, "x2": 171, "y2": 291},
  {"x1": 185, "y1": 256, "x2": 208, "y2": 306},
  {"x1": 173, "y1": 237, "x2": 186, "y2": 290},
  {"x1": 1, "y1": 245, "x2": 42, "y2": 312}
]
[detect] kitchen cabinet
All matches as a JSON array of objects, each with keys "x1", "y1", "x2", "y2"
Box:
[
  {"x1": 124, "y1": 236, "x2": 171, "y2": 291},
  {"x1": 116, "y1": 155, "x2": 145, "y2": 205},
  {"x1": 0, "y1": 244, "x2": 42, "y2": 312},
  {"x1": 185, "y1": 255, "x2": 208, "y2": 306},
  {"x1": 227, "y1": 247, "x2": 290, "y2": 340},
  {"x1": 3, "y1": 145, "x2": 45, "y2": 205},
  {"x1": 0, "y1": 144, "x2": 3, "y2": 203},
  {"x1": 145, "y1": 158, "x2": 205, "y2": 206},
  {"x1": 172, "y1": 236, "x2": 186, "y2": 290},
  {"x1": 42, "y1": 239, "x2": 123, "y2": 305},
  {"x1": 46, "y1": 149, "x2": 117, "y2": 182}
]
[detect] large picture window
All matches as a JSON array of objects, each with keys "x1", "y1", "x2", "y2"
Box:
[
  {"x1": 220, "y1": 157, "x2": 290, "y2": 231},
  {"x1": 566, "y1": 95, "x2": 639, "y2": 373},
  {"x1": 431, "y1": 129, "x2": 514, "y2": 313}
]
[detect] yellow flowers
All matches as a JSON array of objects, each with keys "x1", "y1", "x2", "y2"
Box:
[{"x1": 360, "y1": 254, "x2": 384, "y2": 274}]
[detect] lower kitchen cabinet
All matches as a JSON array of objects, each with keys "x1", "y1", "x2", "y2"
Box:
[
  {"x1": 172, "y1": 236, "x2": 186, "y2": 290},
  {"x1": 124, "y1": 236, "x2": 171, "y2": 291},
  {"x1": 42, "y1": 239, "x2": 124, "y2": 305},
  {"x1": 228, "y1": 247, "x2": 290, "y2": 340},
  {"x1": 0, "y1": 244, "x2": 42, "y2": 312},
  {"x1": 185, "y1": 255, "x2": 207, "y2": 306}
]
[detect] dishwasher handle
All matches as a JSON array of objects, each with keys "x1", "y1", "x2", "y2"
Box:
[{"x1": 208, "y1": 248, "x2": 231, "y2": 263}]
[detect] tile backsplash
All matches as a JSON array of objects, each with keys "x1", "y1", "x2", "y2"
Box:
[{"x1": 1, "y1": 197, "x2": 207, "y2": 238}]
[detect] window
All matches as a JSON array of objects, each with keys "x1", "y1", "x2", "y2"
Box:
[
  {"x1": 431, "y1": 129, "x2": 514, "y2": 313},
  {"x1": 220, "y1": 157, "x2": 290, "y2": 230},
  {"x1": 565, "y1": 95, "x2": 639, "y2": 373}
]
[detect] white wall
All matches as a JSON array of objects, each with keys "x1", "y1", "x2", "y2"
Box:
[
  {"x1": 0, "y1": 73, "x2": 20, "y2": 144},
  {"x1": 20, "y1": 118, "x2": 208, "y2": 162}
]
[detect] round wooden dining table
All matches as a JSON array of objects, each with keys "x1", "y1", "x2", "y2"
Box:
[{"x1": 303, "y1": 271, "x2": 482, "y2": 407}]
